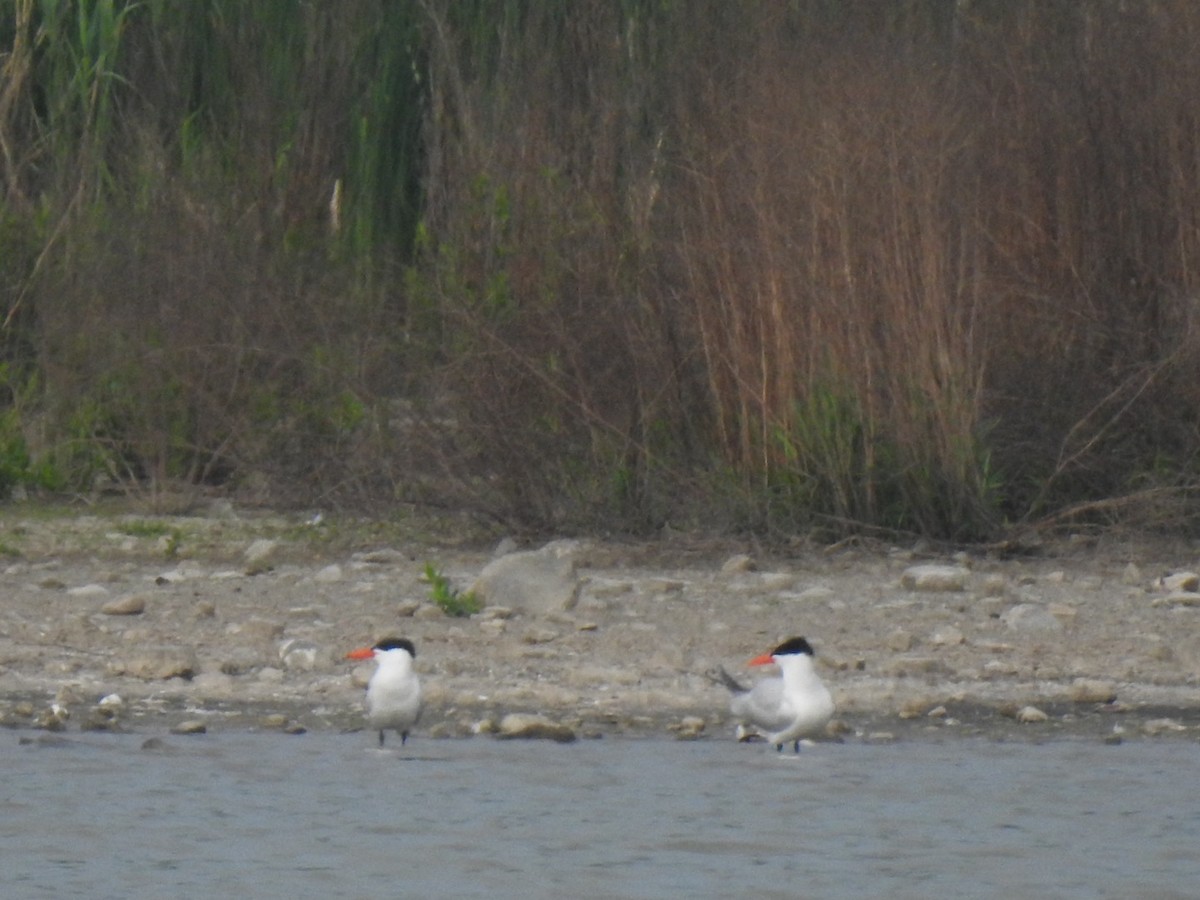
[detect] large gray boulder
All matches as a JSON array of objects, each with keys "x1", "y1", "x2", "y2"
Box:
[{"x1": 470, "y1": 541, "x2": 582, "y2": 615}]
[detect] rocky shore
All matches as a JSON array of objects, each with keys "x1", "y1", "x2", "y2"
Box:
[{"x1": 2, "y1": 504, "x2": 1199, "y2": 745}]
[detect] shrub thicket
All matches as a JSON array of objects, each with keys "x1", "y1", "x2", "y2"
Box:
[{"x1": 2, "y1": 1, "x2": 1200, "y2": 539}]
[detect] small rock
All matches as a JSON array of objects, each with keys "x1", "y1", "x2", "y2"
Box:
[
  {"x1": 1015, "y1": 705, "x2": 1049, "y2": 723},
  {"x1": 413, "y1": 603, "x2": 446, "y2": 620},
  {"x1": 225, "y1": 617, "x2": 285, "y2": 642},
  {"x1": 353, "y1": 548, "x2": 408, "y2": 564},
  {"x1": 496, "y1": 713, "x2": 576, "y2": 743},
  {"x1": 927, "y1": 705, "x2": 948, "y2": 718},
  {"x1": 37, "y1": 703, "x2": 70, "y2": 731},
  {"x1": 930, "y1": 626, "x2": 964, "y2": 646},
  {"x1": 758, "y1": 572, "x2": 794, "y2": 591},
  {"x1": 721, "y1": 554, "x2": 756, "y2": 574},
  {"x1": 395, "y1": 600, "x2": 421, "y2": 617},
  {"x1": 826, "y1": 719, "x2": 854, "y2": 737},
  {"x1": 113, "y1": 646, "x2": 198, "y2": 680},
  {"x1": 279, "y1": 639, "x2": 322, "y2": 672},
  {"x1": 243, "y1": 538, "x2": 278, "y2": 574},
  {"x1": 170, "y1": 720, "x2": 208, "y2": 735},
  {"x1": 521, "y1": 628, "x2": 559, "y2": 645},
  {"x1": 886, "y1": 630, "x2": 914, "y2": 652},
  {"x1": 313, "y1": 564, "x2": 343, "y2": 583},
  {"x1": 900, "y1": 565, "x2": 969, "y2": 592},
  {"x1": 1142, "y1": 718, "x2": 1187, "y2": 736},
  {"x1": 897, "y1": 698, "x2": 929, "y2": 719},
  {"x1": 1001, "y1": 604, "x2": 1064, "y2": 633},
  {"x1": 1151, "y1": 591, "x2": 1200, "y2": 608},
  {"x1": 101, "y1": 593, "x2": 147, "y2": 616},
  {"x1": 218, "y1": 649, "x2": 261, "y2": 676},
  {"x1": 1046, "y1": 602, "x2": 1077, "y2": 625},
  {"x1": 1068, "y1": 678, "x2": 1117, "y2": 704},
  {"x1": 1156, "y1": 571, "x2": 1199, "y2": 592},
  {"x1": 671, "y1": 716, "x2": 706, "y2": 739},
  {"x1": 68, "y1": 584, "x2": 109, "y2": 598}
]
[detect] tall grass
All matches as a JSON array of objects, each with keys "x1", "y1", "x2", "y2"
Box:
[{"x1": 2, "y1": 1, "x2": 1200, "y2": 538}]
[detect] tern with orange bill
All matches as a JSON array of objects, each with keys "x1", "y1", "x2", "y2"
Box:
[
  {"x1": 712, "y1": 636, "x2": 835, "y2": 753},
  {"x1": 347, "y1": 637, "x2": 423, "y2": 748}
]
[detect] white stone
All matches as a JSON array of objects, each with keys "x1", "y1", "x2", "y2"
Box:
[
  {"x1": 900, "y1": 565, "x2": 969, "y2": 592},
  {"x1": 1016, "y1": 705, "x2": 1048, "y2": 723}
]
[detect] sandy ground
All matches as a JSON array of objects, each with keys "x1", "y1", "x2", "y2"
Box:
[{"x1": 1, "y1": 503, "x2": 1199, "y2": 744}]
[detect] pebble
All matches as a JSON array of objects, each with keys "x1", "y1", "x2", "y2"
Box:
[
  {"x1": 68, "y1": 584, "x2": 109, "y2": 597},
  {"x1": 1142, "y1": 718, "x2": 1187, "y2": 736},
  {"x1": 671, "y1": 716, "x2": 706, "y2": 739},
  {"x1": 243, "y1": 538, "x2": 278, "y2": 572},
  {"x1": 101, "y1": 593, "x2": 147, "y2": 615},
  {"x1": 886, "y1": 630, "x2": 914, "y2": 652},
  {"x1": 1068, "y1": 678, "x2": 1117, "y2": 704},
  {"x1": 112, "y1": 646, "x2": 198, "y2": 680},
  {"x1": 1155, "y1": 571, "x2": 1199, "y2": 592},
  {"x1": 900, "y1": 564, "x2": 969, "y2": 592},
  {"x1": 278, "y1": 638, "x2": 322, "y2": 671},
  {"x1": 720, "y1": 554, "x2": 756, "y2": 574},
  {"x1": 930, "y1": 626, "x2": 965, "y2": 646},
  {"x1": 170, "y1": 720, "x2": 208, "y2": 735},
  {"x1": 1151, "y1": 591, "x2": 1200, "y2": 608},
  {"x1": 313, "y1": 564, "x2": 343, "y2": 583},
  {"x1": 496, "y1": 713, "x2": 576, "y2": 743},
  {"x1": 1015, "y1": 705, "x2": 1049, "y2": 723}
]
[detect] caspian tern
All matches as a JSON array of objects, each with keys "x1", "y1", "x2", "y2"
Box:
[
  {"x1": 713, "y1": 636, "x2": 835, "y2": 753},
  {"x1": 347, "y1": 637, "x2": 423, "y2": 747}
]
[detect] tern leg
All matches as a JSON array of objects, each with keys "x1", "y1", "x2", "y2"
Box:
[{"x1": 378, "y1": 730, "x2": 386, "y2": 747}]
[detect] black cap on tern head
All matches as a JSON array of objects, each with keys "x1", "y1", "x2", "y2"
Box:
[
  {"x1": 374, "y1": 636, "x2": 416, "y2": 657},
  {"x1": 771, "y1": 637, "x2": 814, "y2": 657}
]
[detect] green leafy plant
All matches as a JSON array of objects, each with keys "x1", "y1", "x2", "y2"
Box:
[{"x1": 423, "y1": 562, "x2": 481, "y2": 617}]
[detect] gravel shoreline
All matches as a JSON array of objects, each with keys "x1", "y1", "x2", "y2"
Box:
[{"x1": 2, "y1": 504, "x2": 1199, "y2": 744}]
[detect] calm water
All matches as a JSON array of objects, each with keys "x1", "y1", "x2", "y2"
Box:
[{"x1": 4, "y1": 730, "x2": 1197, "y2": 899}]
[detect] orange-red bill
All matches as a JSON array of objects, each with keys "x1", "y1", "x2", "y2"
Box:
[
  {"x1": 747, "y1": 653, "x2": 776, "y2": 667},
  {"x1": 347, "y1": 646, "x2": 376, "y2": 660}
]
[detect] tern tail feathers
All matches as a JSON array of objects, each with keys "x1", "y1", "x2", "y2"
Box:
[{"x1": 706, "y1": 664, "x2": 749, "y2": 694}]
